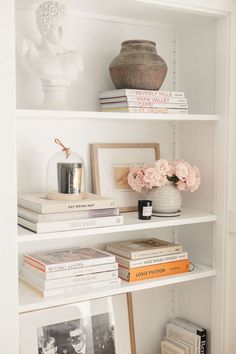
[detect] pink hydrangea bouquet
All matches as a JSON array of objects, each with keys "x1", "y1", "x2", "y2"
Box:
[{"x1": 127, "y1": 158, "x2": 201, "y2": 193}]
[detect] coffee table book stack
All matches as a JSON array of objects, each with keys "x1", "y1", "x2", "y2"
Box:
[
  {"x1": 161, "y1": 317, "x2": 207, "y2": 354},
  {"x1": 98, "y1": 89, "x2": 188, "y2": 114},
  {"x1": 20, "y1": 247, "x2": 120, "y2": 297},
  {"x1": 106, "y1": 238, "x2": 189, "y2": 282},
  {"x1": 17, "y1": 193, "x2": 123, "y2": 233}
]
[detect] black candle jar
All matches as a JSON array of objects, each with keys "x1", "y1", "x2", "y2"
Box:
[{"x1": 138, "y1": 200, "x2": 152, "y2": 220}]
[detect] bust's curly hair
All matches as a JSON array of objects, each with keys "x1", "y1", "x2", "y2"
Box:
[{"x1": 36, "y1": 1, "x2": 66, "y2": 35}]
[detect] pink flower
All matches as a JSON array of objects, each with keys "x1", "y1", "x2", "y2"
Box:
[
  {"x1": 154, "y1": 159, "x2": 169, "y2": 176},
  {"x1": 158, "y1": 175, "x2": 168, "y2": 187},
  {"x1": 129, "y1": 166, "x2": 143, "y2": 175},
  {"x1": 127, "y1": 167, "x2": 145, "y2": 193},
  {"x1": 127, "y1": 159, "x2": 201, "y2": 194},
  {"x1": 186, "y1": 166, "x2": 201, "y2": 192},
  {"x1": 143, "y1": 167, "x2": 159, "y2": 189},
  {"x1": 167, "y1": 164, "x2": 175, "y2": 177},
  {"x1": 176, "y1": 180, "x2": 188, "y2": 191},
  {"x1": 174, "y1": 160, "x2": 191, "y2": 181}
]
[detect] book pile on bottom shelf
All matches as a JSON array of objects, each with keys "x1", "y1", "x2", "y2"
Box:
[
  {"x1": 17, "y1": 192, "x2": 123, "y2": 233},
  {"x1": 161, "y1": 318, "x2": 207, "y2": 354},
  {"x1": 106, "y1": 237, "x2": 189, "y2": 282},
  {"x1": 98, "y1": 89, "x2": 188, "y2": 114},
  {"x1": 20, "y1": 247, "x2": 120, "y2": 297}
]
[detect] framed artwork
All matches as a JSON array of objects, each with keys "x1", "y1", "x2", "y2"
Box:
[
  {"x1": 91, "y1": 143, "x2": 160, "y2": 212},
  {"x1": 19, "y1": 295, "x2": 132, "y2": 354}
]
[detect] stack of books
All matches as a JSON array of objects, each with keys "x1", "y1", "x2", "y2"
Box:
[
  {"x1": 17, "y1": 193, "x2": 123, "y2": 233},
  {"x1": 161, "y1": 317, "x2": 207, "y2": 354},
  {"x1": 99, "y1": 89, "x2": 188, "y2": 114},
  {"x1": 106, "y1": 237, "x2": 189, "y2": 282},
  {"x1": 20, "y1": 247, "x2": 120, "y2": 297}
]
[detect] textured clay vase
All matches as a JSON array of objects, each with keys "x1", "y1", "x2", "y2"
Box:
[
  {"x1": 147, "y1": 184, "x2": 182, "y2": 213},
  {"x1": 109, "y1": 39, "x2": 168, "y2": 90}
]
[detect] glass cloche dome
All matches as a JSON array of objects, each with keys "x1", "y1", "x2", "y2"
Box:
[{"x1": 46, "y1": 138, "x2": 86, "y2": 200}]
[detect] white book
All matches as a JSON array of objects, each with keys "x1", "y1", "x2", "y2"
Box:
[
  {"x1": 23, "y1": 261, "x2": 118, "y2": 280},
  {"x1": 166, "y1": 323, "x2": 200, "y2": 354},
  {"x1": 170, "y1": 319, "x2": 206, "y2": 354},
  {"x1": 24, "y1": 247, "x2": 116, "y2": 272},
  {"x1": 161, "y1": 339, "x2": 185, "y2": 354},
  {"x1": 17, "y1": 193, "x2": 115, "y2": 214},
  {"x1": 21, "y1": 277, "x2": 121, "y2": 297},
  {"x1": 18, "y1": 214, "x2": 123, "y2": 233},
  {"x1": 101, "y1": 107, "x2": 188, "y2": 114},
  {"x1": 99, "y1": 96, "x2": 187, "y2": 104},
  {"x1": 21, "y1": 267, "x2": 118, "y2": 289},
  {"x1": 164, "y1": 336, "x2": 192, "y2": 354},
  {"x1": 18, "y1": 206, "x2": 119, "y2": 223},
  {"x1": 100, "y1": 102, "x2": 188, "y2": 109},
  {"x1": 107, "y1": 238, "x2": 182, "y2": 260},
  {"x1": 99, "y1": 89, "x2": 185, "y2": 99},
  {"x1": 114, "y1": 252, "x2": 188, "y2": 268}
]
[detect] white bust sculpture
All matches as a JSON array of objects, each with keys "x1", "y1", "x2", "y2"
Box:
[{"x1": 19, "y1": 1, "x2": 83, "y2": 110}]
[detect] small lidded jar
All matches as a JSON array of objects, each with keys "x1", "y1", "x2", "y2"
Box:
[
  {"x1": 138, "y1": 200, "x2": 153, "y2": 220},
  {"x1": 46, "y1": 138, "x2": 86, "y2": 200}
]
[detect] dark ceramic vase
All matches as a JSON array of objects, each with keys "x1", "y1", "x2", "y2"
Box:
[{"x1": 109, "y1": 39, "x2": 168, "y2": 90}]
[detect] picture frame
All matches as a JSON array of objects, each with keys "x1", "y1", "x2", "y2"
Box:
[
  {"x1": 91, "y1": 143, "x2": 160, "y2": 212},
  {"x1": 19, "y1": 294, "x2": 132, "y2": 354}
]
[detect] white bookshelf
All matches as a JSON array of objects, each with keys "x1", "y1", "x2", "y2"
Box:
[
  {"x1": 16, "y1": 109, "x2": 219, "y2": 122},
  {"x1": 19, "y1": 263, "x2": 216, "y2": 313},
  {"x1": 7, "y1": 0, "x2": 233, "y2": 353},
  {"x1": 18, "y1": 208, "x2": 216, "y2": 242}
]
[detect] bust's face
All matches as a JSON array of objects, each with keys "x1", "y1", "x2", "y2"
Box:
[
  {"x1": 45, "y1": 17, "x2": 64, "y2": 45},
  {"x1": 69, "y1": 328, "x2": 86, "y2": 353}
]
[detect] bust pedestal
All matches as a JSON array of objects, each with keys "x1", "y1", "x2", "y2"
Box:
[{"x1": 41, "y1": 78, "x2": 70, "y2": 110}]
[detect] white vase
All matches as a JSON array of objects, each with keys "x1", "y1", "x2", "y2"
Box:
[{"x1": 147, "y1": 184, "x2": 182, "y2": 213}]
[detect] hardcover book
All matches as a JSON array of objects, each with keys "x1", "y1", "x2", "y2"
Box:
[
  {"x1": 99, "y1": 89, "x2": 185, "y2": 99},
  {"x1": 24, "y1": 247, "x2": 116, "y2": 272},
  {"x1": 21, "y1": 277, "x2": 121, "y2": 297},
  {"x1": 106, "y1": 238, "x2": 183, "y2": 260},
  {"x1": 114, "y1": 252, "x2": 188, "y2": 269},
  {"x1": 99, "y1": 96, "x2": 187, "y2": 104},
  {"x1": 101, "y1": 107, "x2": 188, "y2": 114},
  {"x1": 100, "y1": 102, "x2": 188, "y2": 109},
  {"x1": 23, "y1": 261, "x2": 118, "y2": 280},
  {"x1": 166, "y1": 322, "x2": 201, "y2": 354},
  {"x1": 163, "y1": 336, "x2": 192, "y2": 354},
  {"x1": 18, "y1": 206, "x2": 119, "y2": 223},
  {"x1": 170, "y1": 318, "x2": 206, "y2": 354},
  {"x1": 118, "y1": 259, "x2": 189, "y2": 282},
  {"x1": 18, "y1": 214, "x2": 124, "y2": 233},
  {"x1": 17, "y1": 193, "x2": 116, "y2": 214},
  {"x1": 20, "y1": 267, "x2": 118, "y2": 290},
  {"x1": 161, "y1": 339, "x2": 185, "y2": 354}
]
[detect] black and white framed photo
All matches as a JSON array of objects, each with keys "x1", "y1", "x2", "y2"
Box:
[{"x1": 19, "y1": 295, "x2": 132, "y2": 354}]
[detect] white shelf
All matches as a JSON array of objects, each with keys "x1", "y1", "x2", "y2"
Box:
[
  {"x1": 18, "y1": 262, "x2": 216, "y2": 313},
  {"x1": 16, "y1": 109, "x2": 219, "y2": 122},
  {"x1": 18, "y1": 208, "x2": 217, "y2": 243}
]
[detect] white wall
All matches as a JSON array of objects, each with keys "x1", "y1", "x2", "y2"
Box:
[
  {"x1": 0, "y1": 2, "x2": 18, "y2": 354},
  {"x1": 224, "y1": 4, "x2": 236, "y2": 353}
]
